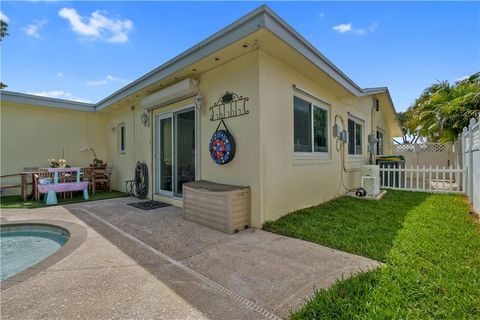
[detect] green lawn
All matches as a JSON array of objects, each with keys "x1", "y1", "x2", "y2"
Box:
[
  {"x1": 264, "y1": 191, "x2": 480, "y2": 319},
  {"x1": 0, "y1": 190, "x2": 128, "y2": 209}
]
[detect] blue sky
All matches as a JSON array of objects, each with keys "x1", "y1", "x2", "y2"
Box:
[{"x1": 1, "y1": 1, "x2": 479, "y2": 111}]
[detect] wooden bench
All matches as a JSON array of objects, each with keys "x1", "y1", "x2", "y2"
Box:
[
  {"x1": 0, "y1": 173, "x2": 26, "y2": 199},
  {"x1": 37, "y1": 168, "x2": 89, "y2": 205}
]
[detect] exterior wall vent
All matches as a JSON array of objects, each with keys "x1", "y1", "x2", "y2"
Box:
[
  {"x1": 373, "y1": 97, "x2": 380, "y2": 111},
  {"x1": 141, "y1": 78, "x2": 199, "y2": 110}
]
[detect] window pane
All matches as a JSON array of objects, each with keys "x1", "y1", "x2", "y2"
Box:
[
  {"x1": 175, "y1": 110, "x2": 195, "y2": 197},
  {"x1": 377, "y1": 131, "x2": 384, "y2": 155},
  {"x1": 160, "y1": 118, "x2": 172, "y2": 192},
  {"x1": 294, "y1": 96, "x2": 312, "y2": 152},
  {"x1": 119, "y1": 125, "x2": 125, "y2": 152},
  {"x1": 313, "y1": 107, "x2": 328, "y2": 152},
  {"x1": 348, "y1": 119, "x2": 355, "y2": 154},
  {"x1": 355, "y1": 122, "x2": 362, "y2": 154},
  {"x1": 122, "y1": 127, "x2": 125, "y2": 151}
]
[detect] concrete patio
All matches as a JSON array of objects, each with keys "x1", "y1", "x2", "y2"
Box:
[{"x1": 1, "y1": 197, "x2": 379, "y2": 319}]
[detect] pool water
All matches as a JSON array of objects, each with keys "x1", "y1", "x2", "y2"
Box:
[{"x1": 1, "y1": 226, "x2": 69, "y2": 280}]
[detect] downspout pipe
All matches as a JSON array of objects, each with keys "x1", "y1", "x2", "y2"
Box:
[{"x1": 369, "y1": 97, "x2": 378, "y2": 164}]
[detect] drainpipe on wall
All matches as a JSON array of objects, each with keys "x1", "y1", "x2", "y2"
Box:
[
  {"x1": 150, "y1": 108, "x2": 154, "y2": 199},
  {"x1": 369, "y1": 98, "x2": 377, "y2": 164},
  {"x1": 194, "y1": 93, "x2": 203, "y2": 182}
]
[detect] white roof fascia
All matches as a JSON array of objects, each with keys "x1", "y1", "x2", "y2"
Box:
[
  {"x1": 262, "y1": 7, "x2": 364, "y2": 96},
  {"x1": 95, "y1": 6, "x2": 268, "y2": 111},
  {"x1": 0, "y1": 91, "x2": 96, "y2": 112},
  {"x1": 97, "y1": 5, "x2": 370, "y2": 111},
  {"x1": 361, "y1": 87, "x2": 389, "y2": 95}
]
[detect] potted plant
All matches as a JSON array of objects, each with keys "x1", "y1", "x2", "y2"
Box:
[
  {"x1": 47, "y1": 158, "x2": 69, "y2": 168},
  {"x1": 80, "y1": 147, "x2": 104, "y2": 167}
]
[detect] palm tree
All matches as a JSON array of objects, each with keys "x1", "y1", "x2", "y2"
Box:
[{"x1": 404, "y1": 72, "x2": 480, "y2": 142}]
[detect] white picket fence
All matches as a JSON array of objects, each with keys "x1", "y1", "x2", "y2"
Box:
[
  {"x1": 380, "y1": 116, "x2": 478, "y2": 213},
  {"x1": 379, "y1": 165, "x2": 466, "y2": 194}
]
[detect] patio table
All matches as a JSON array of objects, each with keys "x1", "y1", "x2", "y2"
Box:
[
  {"x1": 37, "y1": 167, "x2": 89, "y2": 205},
  {"x1": 20, "y1": 167, "x2": 92, "y2": 202}
]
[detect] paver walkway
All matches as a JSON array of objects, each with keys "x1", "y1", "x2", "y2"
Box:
[{"x1": 1, "y1": 197, "x2": 379, "y2": 319}]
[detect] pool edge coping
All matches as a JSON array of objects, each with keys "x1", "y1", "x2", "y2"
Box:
[{"x1": 0, "y1": 219, "x2": 88, "y2": 291}]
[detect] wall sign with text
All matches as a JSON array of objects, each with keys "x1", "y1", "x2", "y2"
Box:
[{"x1": 209, "y1": 91, "x2": 249, "y2": 121}]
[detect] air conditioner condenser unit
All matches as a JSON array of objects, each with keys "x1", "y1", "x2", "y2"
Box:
[{"x1": 361, "y1": 165, "x2": 380, "y2": 196}]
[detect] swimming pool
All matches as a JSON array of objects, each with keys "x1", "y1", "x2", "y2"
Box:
[{"x1": 1, "y1": 224, "x2": 69, "y2": 281}]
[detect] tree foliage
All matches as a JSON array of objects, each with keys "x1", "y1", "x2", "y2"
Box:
[
  {"x1": 0, "y1": 19, "x2": 8, "y2": 89},
  {"x1": 396, "y1": 111, "x2": 420, "y2": 144},
  {"x1": 400, "y1": 72, "x2": 480, "y2": 143},
  {"x1": 0, "y1": 19, "x2": 8, "y2": 42}
]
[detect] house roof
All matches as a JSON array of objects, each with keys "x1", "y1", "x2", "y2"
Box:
[
  {"x1": 94, "y1": 5, "x2": 367, "y2": 110},
  {"x1": 362, "y1": 87, "x2": 403, "y2": 136},
  {"x1": 0, "y1": 90, "x2": 96, "y2": 112},
  {"x1": 362, "y1": 87, "x2": 389, "y2": 95},
  {"x1": 1, "y1": 4, "x2": 400, "y2": 132}
]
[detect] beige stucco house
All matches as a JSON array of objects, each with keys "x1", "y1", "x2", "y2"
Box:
[{"x1": 1, "y1": 6, "x2": 402, "y2": 227}]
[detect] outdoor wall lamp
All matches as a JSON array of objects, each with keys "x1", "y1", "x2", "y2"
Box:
[
  {"x1": 140, "y1": 111, "x2": 150, "y2": 127},
  {"x1": 194, "y1": 94, "x2": 204, "y2": 110}
]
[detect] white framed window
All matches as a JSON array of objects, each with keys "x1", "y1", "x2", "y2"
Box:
[
  {"x1": 118, "y1": 122, "x2": 126, "y2": 154},
  {"x1": 293, "y1": 95, "x2": 329, "y2": 154},
  {"x1": 376, "y1": 129, "x2": 384, "y2": 155},
  {"x1": 348, "y1": 116, "x2": 363, "y2": 155}
]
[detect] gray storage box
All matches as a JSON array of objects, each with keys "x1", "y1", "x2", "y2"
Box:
[{"x1": 183, "y1": 180, "x2": 250, "y2": 234}]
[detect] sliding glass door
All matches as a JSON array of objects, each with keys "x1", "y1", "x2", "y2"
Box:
[
  {"x1": 155, "y1": 108, "x2": 196, "y2": 197},
  {"x1": 174, "y1": 109, "x2": 196, "y2": 197},
  {"x1": 159, "y1": 117, "x2": 172, "y2": 192}
]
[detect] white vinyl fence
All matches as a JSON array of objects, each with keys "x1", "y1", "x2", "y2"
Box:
[
  {"x1": 381, "y1": 117, "x2": 479, "y2": 213},
  {"x1": 459, "y1": 117, "x2": 480, "y2": 213},
  {"x1": 392, "y1": 143, "x2": 456, "y2": 167},
  {"x1": 379, "y1": 165, "x2": 466, "y2": 194}
]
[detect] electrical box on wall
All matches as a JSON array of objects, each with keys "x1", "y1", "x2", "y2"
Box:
[
  {"x1": 368, "y1": 133, "x2": 378, "y2": 153},
  {"x1": 333, "y1": 124, "x2": 340, "y2": 137},
  {"x1": 333, "y1": 124, "x2": 347, "y2": 143},
  {"x1": 368, "y1": 133, "x2": 378, "y2": 144}
]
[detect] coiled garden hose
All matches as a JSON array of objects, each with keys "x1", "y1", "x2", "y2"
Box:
[{"x1": 126, "y1": 162, "x2": 148, "y2": 199}]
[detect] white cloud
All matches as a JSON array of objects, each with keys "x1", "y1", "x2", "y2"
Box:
[
  {"x1": 333, "y1": 23, "x2": 352, "y2": 33},
  {"x1": 58, "y1": 8, "x2": 133, "y2": 43},
  {"x1": 1, "y1": 11, "x2": 9, "y2": 23},
  {"x1": 23, "y1": 20, "x2": 47, "y2": 38},
  {"x1": 455, "y1": 75, "x2": 468, "y2": 82},
  {"x1": 319, "y1": 12, "x2": 325, "y2": 20},
  {"x1": 333, "y1": 22, "x2": 378, "y2": 35},
  {"x1": 106, "y1": 74, "x2": 119, "y2": 81},
  {"x1": 27, "y1": 90, "x2": 91, "y2": 103},
  {"x1": 87, "y1": 74, "x2": 124, "y2": 86},
  {"x1": 87, "y1": 79, "x2": 107, "y2": 86},
  {"x1": 56, "y1": 72, "x2": 64, "y2": 78}
]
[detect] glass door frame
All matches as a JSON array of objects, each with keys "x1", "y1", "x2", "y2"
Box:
[
  {"x1": 155, "y1": 112, "x2": 174, "y2": 197},
  {"x1": 154, "y1": 104, "x2": 198, "y2": 199}
]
